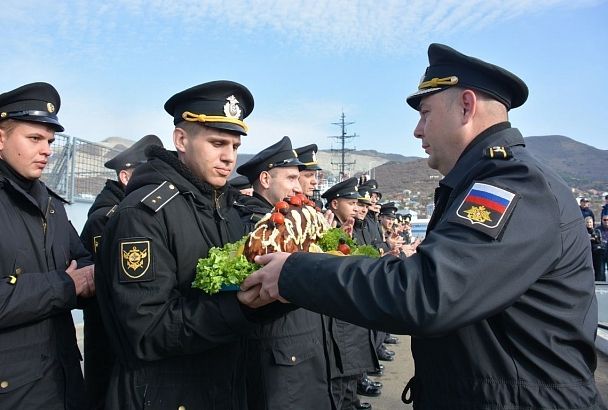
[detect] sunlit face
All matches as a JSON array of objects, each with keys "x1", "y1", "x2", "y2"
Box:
[
  {"x1": 0, "y1": 121, "x2": 55, "y2": 180},
  {"x1": 355, "y1": 202, "x2": 369, "y2": 220},
  {"x1": 331, "y1": 198, "x2": 358, "y2": 223},
  {"x1": 370, "y1": 192, "x2": 380, "y2": 205},
  {"x1": 176, "y1": 126, "x2": 241, "y2": 188},
  {"x1": 298, "y1": 169, "x2": 318, "y2": 197},
  {"x1": 265, "y1": 166, "x2": 302, "y2": 205},
  {"x1": 413, "y1": 90, "x2": 466, "y2": 176},
  {"x1": 586, "y1": 218, "x2": 595, "y2": 229},
  {"x1": 380, "y1": 215, "x2": 394, "y2": 230}
]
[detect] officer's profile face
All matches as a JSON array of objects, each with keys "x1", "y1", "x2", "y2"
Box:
[
  {"x1": 298, "y1": 170, "x2": 318, "y2": 196},
  {"x1": 332, "y1": 198, "x2": 358, "y2": 222},
  {"x1": 413, "y1": 89, "x2": 470, "y2": 176},
  {"x1": 174, "y1": 124, "x2": 241, "y2": 188},
  {"x1": 0, "y1": 120, "x2": 54, "y2": 180},
  {"x1": 265, "y1": 166, "x2": 302, "y2": 204},
  {"x1": 380, "y1": 216, "x2": 394, "y2": 230},
  {"x1": 355, "y1": 202, "x2": 369, "y2": 220}
]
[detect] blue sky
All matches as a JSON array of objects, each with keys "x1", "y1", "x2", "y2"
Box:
[{"x1": 2, "y1": 0, "x2": 607, "y2": 157}]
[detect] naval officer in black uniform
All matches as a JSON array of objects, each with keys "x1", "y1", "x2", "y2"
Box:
[
  {"x1": 0, "y1": 82, "x2": 94, "y2": 409},
  {"x1": 80, "y1": 133, "x2": 162, "y2": 409},
  {"x1": 242, "y1": 44, "x2": 605, "y2": 408},
  {"x1": 235, "y1": 137, "x2": 333, "y2": 410},
  {"x1": 95, "y1": 81, "x2": 275, "y2": 409}
]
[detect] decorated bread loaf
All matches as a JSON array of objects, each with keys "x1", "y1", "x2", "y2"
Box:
[{"x1": 244, "y1": 194, "x2": 330, "y2": 262}]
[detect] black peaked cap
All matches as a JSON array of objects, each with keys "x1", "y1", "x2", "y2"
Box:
[
  {"x1": 237, "y1": 136, "x2": 304, "y2": 182},
  {"x1": 361, "y1": 178, "x2": 382, "y2": 199},
  {"x1": 322, "y1": 177, "x2": 361, "y2": 201},
  {"x1": 229, "y1": 174, "x2": 252, "y2": 190},
  {"x1": 0, "y1": 82, "x2": 64, "y2": 132},
  {"x1": 104, "y1": 134, "x2": 163, "y2": 171},
  {"x1": 406, "y1": 43, "x2": 528, "y2": 111},
  {"x1": 295, "y1": 144, "x2": 322, "y2": 171},
  {"x1": 379, "y1": 202, "x2": 398, "y2": 218},
  {"x1": 164, "y1": 80, "x2": 254, "y2": 135}
]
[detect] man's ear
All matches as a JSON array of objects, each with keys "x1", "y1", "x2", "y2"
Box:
[
  {"x1": 259, "y1": 171, "x2": 271, "y2": 189},
  {"x1": 330, "y1": 198, "x2": 338, "y2": 211},
  {"x1": 461, "y1": 89, "x2": 477, "y2": 123},
  {"x1": 173, "y1": 127, "x2": 187, "y2": 154},
  {"x1": 118, "y1": 169, "x2": 131, "y2": 186},
  {"x1": 0, "y1": 128, "x2": 6, "y2": 152}
]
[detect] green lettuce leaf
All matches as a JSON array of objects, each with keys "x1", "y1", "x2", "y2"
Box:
[{"x1": 192, "y1": 236, "x2": 259, "y2": 295}]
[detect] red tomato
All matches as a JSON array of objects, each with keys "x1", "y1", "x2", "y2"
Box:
[
  {"x1": 337, "y1": 243, "x2": 351, "y2": 255},
  {"x1": 289, "y1": 196, "x2": 302, "y2": 206},
  {"x1": 274, "y1": 200, "x2": 290, "y2": 214},
  {"x1": 271, "y1": 212, "x2": 285, "y2": 224}
]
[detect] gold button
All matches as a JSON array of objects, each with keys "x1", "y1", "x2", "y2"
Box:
[
  {"x1": 178, "y1": 406, "x2": 186, "y2": 410},
  {"x1": 0, "y1": 380, "x2": 8, "y2": 389},
  {"x1": 291, "y1": 356, "x2": 296, "y2": 362}
]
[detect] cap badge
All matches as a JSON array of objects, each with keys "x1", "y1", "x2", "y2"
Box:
[
  {"x1": 224, "y1": 95, "x2": 242, "y2": 119},
  {"x1": 418, "y1": 76, "x2": 459, "y2": 90},
  {"x1": 47, "y1": 102, "x2": 55, "y2": 113}
]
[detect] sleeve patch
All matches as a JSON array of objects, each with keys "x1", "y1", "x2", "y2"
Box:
[
  {"x1": 119, "y1": 238, "x2": 154, "y2": 283},
  {"x1": 448, "y1": 182, "x2": 519, "y2": 239}
]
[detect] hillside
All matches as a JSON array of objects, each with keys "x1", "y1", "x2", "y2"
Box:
[
  {"x1": 107, "y1": 134, "x2": 608, "y2": 218},
  {"x1": 525, "y1": 135, "x2": 607, "y2": 189}
]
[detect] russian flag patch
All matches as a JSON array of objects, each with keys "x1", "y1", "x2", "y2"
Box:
[{"x1": 449, "y1": 182, "x2": 519, "y2": 239}]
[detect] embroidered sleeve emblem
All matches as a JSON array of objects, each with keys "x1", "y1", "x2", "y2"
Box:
[
  {"x1": 119, "y1": 239, "x2": 154, "y2": 282},
  {"x1": 449, "y1": 182, "x2": 519, "y2": 239}
]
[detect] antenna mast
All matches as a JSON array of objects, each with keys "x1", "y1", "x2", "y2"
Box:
[{"x1": 329, "y1": 112, "x2": 357, "y2": 181}]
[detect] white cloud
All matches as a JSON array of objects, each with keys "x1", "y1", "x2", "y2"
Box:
[{"x1": 4, "y1": 0, "x2": 604, "y2": 55}]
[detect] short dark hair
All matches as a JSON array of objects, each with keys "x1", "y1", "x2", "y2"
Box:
[
  {"x1": 176, "y1": 120, "x2": 205, "y2": 136},
  {"x1": 0, "y1": 119, "x2": 19, "y2": 134}
]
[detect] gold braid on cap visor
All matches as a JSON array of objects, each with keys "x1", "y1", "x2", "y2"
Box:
[
  {"x1": 182, "y1": 111, "x2": 248, "y2": 133},
  {"x1": 417, "y1": 76, "x2": 459, "y2": 90}
]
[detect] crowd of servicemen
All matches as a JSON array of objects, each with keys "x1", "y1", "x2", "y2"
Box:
[
  {"x1": 0, "y1": 42, "x2": 606, "y2": 410},
  {"x1": 0, "y1": 80, "x2": 417, "y2": 410},
  {"x1": 82, "y1": 132, "x2": 419, "y2": 410},
  {"x1": 581, "y1": 196, "x2": 608, "y2": 281}
]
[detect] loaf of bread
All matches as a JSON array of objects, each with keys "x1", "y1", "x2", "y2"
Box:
[{"x1": 244, "y1": 195, "x2": 330, "y2": 262}]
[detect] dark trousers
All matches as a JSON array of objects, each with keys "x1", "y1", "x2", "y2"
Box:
[
  {"x1": 593, "y1": 249, "x2": 606, "y2": 281},
  {"x1": 331, "y1": 375, "x2": 358, "y2": 410}
]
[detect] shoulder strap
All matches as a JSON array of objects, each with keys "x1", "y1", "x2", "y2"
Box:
[{"x1": 140, "y1": 181, "x2": 180, "y2": 213}]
